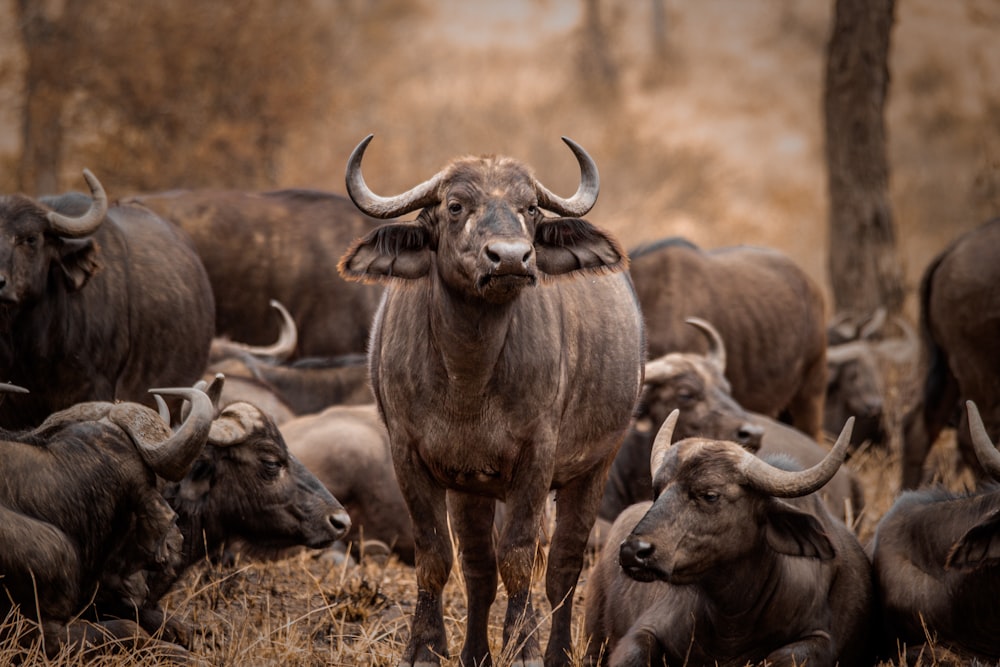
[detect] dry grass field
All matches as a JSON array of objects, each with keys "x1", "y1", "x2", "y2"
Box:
[{"x1": 0, "y1": 357, "x2": 983, "y2": 666}]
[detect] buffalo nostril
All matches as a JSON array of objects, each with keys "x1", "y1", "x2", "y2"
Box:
[
  {"x1": 620, "y1": 537, "x2": 655, "y2": 566},
  {"x1": 329, "y1": 510, "x2": 352, "y2": 537},
  {"x1": 737, "y1": 422, "x2": 766, "y2": 447},
  {"x1": 485, "y1": 240, "x2": 534, "y2": 273}
]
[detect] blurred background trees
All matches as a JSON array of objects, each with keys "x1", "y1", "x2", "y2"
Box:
[{"x1": 1, "y1": 0, "x2": 997, "y2": 316}]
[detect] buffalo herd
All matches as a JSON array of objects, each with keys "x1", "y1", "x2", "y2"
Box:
[{"x1": 1, "y1": 144, "x2": 998, "y2": 665}]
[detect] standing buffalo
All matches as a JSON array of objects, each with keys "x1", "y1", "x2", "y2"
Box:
[
  {"x1": 600, "y1": 318, "x2": 862, "y2": 527},
  {"x1": 338, "y1": 136, "x2": 644, "y2": 666},
  {"x1": 871, "y1": 400, "x2": 1000, "y2": 662},
  {"x1": 128, "y1": 187, "x2": 386, "y2": 358},
  {"x1": 0, "y1": 384, "x2": 213, "y2": 656},
  {"x1": 902, "y1": 218, "x2": 1000, "y2": 488},
  {"x1": 0, "y1": 170, "x2": 215, "y2": 428},
  {"x1": 585, "y1": 412, "x2": 873, "y2": 667},
  {"x1": 629, "y1": 237, "x2": 828, "y2": 438}
]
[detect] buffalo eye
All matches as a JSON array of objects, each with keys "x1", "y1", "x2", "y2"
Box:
[
  {"x1": 701, "y1": 491, "x2": 720, "y2": 503},
  {"x1": 260, "y1": 458, "x2": 283, "y2": 480},
  {"x1": 19, "y1": 234, "x2": 39, "y2": 248},
  {"x1": 448, "y1": 202, "x2": 463, "y2": 216},
  {"x1": 526, "y1": 204, "x2": 539, "y2": 216}
]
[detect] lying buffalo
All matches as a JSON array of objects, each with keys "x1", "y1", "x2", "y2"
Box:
[
  {"x1": 207, "y1": 301, "x2": 372, "y2": 419},
  {"x1": 339, "y1": 136, "x2": 644, "y2": 667},
  {"x1": 0, "y1": 171, "x2": 215, "y2": 428},
  {"x1": 281, "y1": 403, "x2": 413, "y2": 564},
  {"x1": 104, "y1": 375, "x2": 353, "y2": 645},
  {"x1": 600, "y1": 318, "x2": 863, "y2": 527},
  {"x1": 128, "y1": 187, "x2": 386, "y2": 359},
  {"x1": 0, "y1": 383, "x2": 213, "y2": 657},
  {"x1": 902, "y1": 218, "x2": 1000, "y2": 488},
  {"x1": 585, "y1": 412, "x2": 873, "y2": 667},
  {"x1": 629, "y1": 237, "x2": 828, "y2": 438},
  {"x1": 870, "y1": 400, "x2": 1000, "y2": 663},
  {"x1": 825, "y1": 310, "x2": 919, "y2": 449}
]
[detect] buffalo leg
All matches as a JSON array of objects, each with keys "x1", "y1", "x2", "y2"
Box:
[
  {"x1": 448, "y1": 492, "x2": 498, "y2": 667},
  {"x1": 394, "y1": 460, "x2": 452, "y2": 667},
  {"x1": 545, "y1": 460, "x2": 613, "y2": 667},
  {"x1": 496, "y1": 474, "x2": 550, "y2": 667}
]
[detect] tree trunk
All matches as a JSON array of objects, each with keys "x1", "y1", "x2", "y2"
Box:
[
  {"x1": 824, "y1": 0, "x2": 905, "y2": 318},
  {"x1": 16, "y1": 0, "x2": 69, "y2": 196}
]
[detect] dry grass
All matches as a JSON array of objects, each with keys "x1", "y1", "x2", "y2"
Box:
[{"x1": 0, "y1": 409, "x2": 984, "y2": 666}]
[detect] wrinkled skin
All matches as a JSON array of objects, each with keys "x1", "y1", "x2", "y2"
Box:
[
  {"x1": 339, "y1": 139, "x2": 644, "y2": 667},
  {"x1": 901, "y1": 218, "x2": 1000, "y2": 488},
  {"x1": 585, "y1": 436, "x2": 874, "y2": 667},
  {"x1": 130, "y1": 188, "x2": 386, "y2": 358},
  {"x1": 0, "y1": 181, "x2": 214, "y2": 428},
  {"x1": 629, "y1": 238, "x2": 828, "y2": 438}
]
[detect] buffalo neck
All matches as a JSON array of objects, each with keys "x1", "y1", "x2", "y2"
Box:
[
  {"x1": 427, "y1": 272, "x2": 521, "y2": 398},
  {"x1": 697, "y1": 541, "x2": 784, "y2": 634}
]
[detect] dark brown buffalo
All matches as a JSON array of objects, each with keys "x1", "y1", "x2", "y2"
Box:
[
  {"x1": 281, "y1": 403, "x2": 414, "y2": 564},
  {"x1": 600, "y1": 318, "x2": 863, "y2": 527},
  {"x1": 871, "y1": 400, "x2": 1000, "y2": 663},
  {"x1": 0, "y1": 170, "x2": 215, "y2": 429},
  {"x1": 902, "y1": 218, "x2": 1000, "y2": 488},
  {"x1": 338, "y1": 136, "x2": 645, "y2": 667},
  {"x1": 0, "y1": 384, "x2": 213, "y2": 656},
  {"x1": 825, "y1": 313, "x2": 918, "y2": 449},
  {"x1": 629, "y1": 237, "x2": 828, "y2": 438},
  {"x1": 128, "y1": 187, "x2": 386, "y2": 358},
  {"x1": 207, "y1": 300, "x2": 373, "y2": 417},
  {"x1": 585, "y1": 412, "x2": 873, "y2": 667},
  {"x1": 121, "y1": 375, "x2": 353, "y2": 644}
]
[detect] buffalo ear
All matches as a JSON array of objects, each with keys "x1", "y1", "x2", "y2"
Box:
[
  {"x1": 338, "y1": 223, "x2": 432, "y2": 282},
  {"x1": 946, "y1": 508, "x2": 1000, "y2": 571},
  {"x1": 764, "y1": 499, "x2": 836, "y2": 560},
  {"x1": 56, "y1": 237, "x2": 102, "y2": 291},
  {"x1": 534, "y1": 218, "x2": 627, "y2": 276}
]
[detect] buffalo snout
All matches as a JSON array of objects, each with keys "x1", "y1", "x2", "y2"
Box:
[
  {"x1": 619, "y1": 535, "x2": 659, "y2": 582},
  {"x1": 484, "y1": 238, "x2": 534, "y2": 276},
  {"x1": 326, "y1": 506, "x2": 352, "y2": 542},
  {"x1": 736, "y1": 420, "x2": 766, "y2": 450}
]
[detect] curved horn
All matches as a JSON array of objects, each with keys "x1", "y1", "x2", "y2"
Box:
[
  {"x1": 222, "y1": 300, "x2": 298, "y2": 362},
  {"x1": 534, "y1": 137, "x2": 600, "y2": 217},
  {"x1": 46, "y1": 168, "x2": 108, "y2": 237},
  {"x1": 825, "y1": 340, "x2": 867, "y2": 365},
  {"x1": 685, "y1": 317, "x2": 726, "y2": 373},
  {"x1": 738, "y1": 417, "x2": 855, "y2": 497},
  {"x1": 858, "y1": 307, "x2": 888, "y2": 340},
  {"x1": 649, "y1": 409, "x2": 680, "y2": 479},
  {"x1": 643, "y1": 356, "x2": 676, "y2": 384},
  {"x1": 0, "y1": 382, "x2": 29, "y2": 394},
  {"x1": 345, "y1": 134, "x2": 443, "y2": 219},
  {"x1": 135, "y1": 387, "x2": 214, "y2": 481},
  {"x1": 968, "y1": 401, "x2": 1000, "y2": 480}
]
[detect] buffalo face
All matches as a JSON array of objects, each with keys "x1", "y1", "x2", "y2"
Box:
[
  {"x1": 0, "y1": 171, "x2": 107, "y2": 314},
  {"x1": 173, "y1": 402, "x2": 351, "y2": 555},
  {"x1": 338, "y1": 136, "x2": 627, "y2": 303}
]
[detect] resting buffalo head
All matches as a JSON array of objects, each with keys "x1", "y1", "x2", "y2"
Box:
[
  {"x1": 642, "y1": 317, "x2": 764, "y2": 451},
  {"x1": 167, "y1": 396, "x2": 352, "y2": 558},
  {"x1": 338, "y1": 135, "x2": 626, "y2": 304},
  {"x1": 0, "y1": 170, "x2": 107, "y2": 311},
  {"x1": 620, "y1": 410, "x2": 854, "y2": 585}
]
